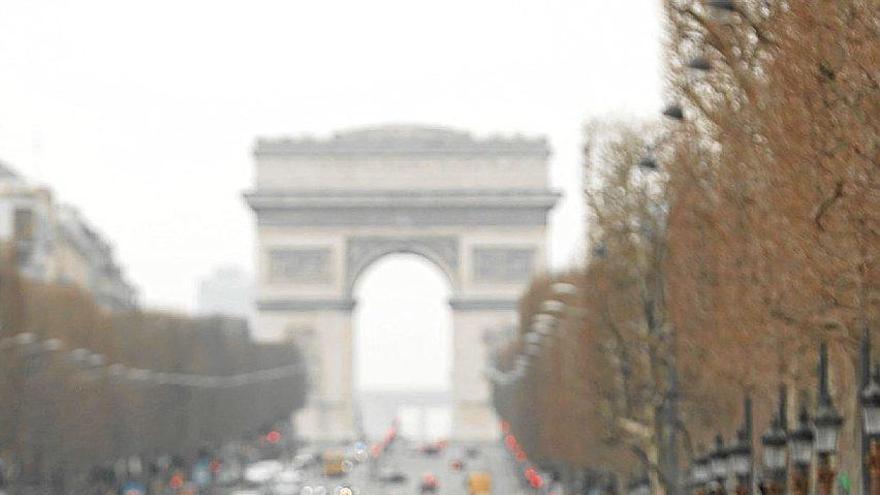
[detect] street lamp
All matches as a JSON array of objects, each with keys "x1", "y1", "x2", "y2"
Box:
[
  {"x1": 710, "y1": 435, "x2": 729, "y2": 495},
  {"x1": 814, "y1": 395, "x2": 843, "y2": 454},
  {"x1": 39, "y1": 338, "x2": 63, "y2": 352},
  {"x1": 532, "y1": 313, "x2": 557, "y2": 337},
  {"x1": 662, "y1": 104, "x2": 685, "y2": 121},
  {"x1": 532, "y1": 313, "x2": 557, "y2": 327},
  {"x1": 692, "y1": 453, "x2": 711, "y2": 495},
  {"x1": 526, "y1": 341, "x2": 543, "y2": 358},
  {"x1": 728, "y1": 429, "x2": 752, "y2": 495},
  {"x1": 540, "y1": 300, "x2": 566, "y2": 316},
  {"x1": 551, "y1": 282, "x2": 578, "y2": 297},
  {"x1": 863, "y1": 366, "x2": 880, "y2": 435},
  {"x1": 814, "y1": 343, "x2": 843, "y2": 495},
  {"x1": 761, "y1": 415, "x2": 787, "y2": 495},
  {"x1": 706, "y1": 0, "x2": 737, "y2": 12},
  {"x1": 87, "y1": 353, "x2": 106, "y2": 368},
  {"x1": 862, "y1": 366, "x2": 880, "y2": 495},
  {"x1": 639, "y1": 156, "x2": 659, "y2": 170},
  {"x1": 634, "y1": 475, "x2": 651, "y2": 495},
  {"x1": 0, "y1": 332, "x2": 37, "y2": 350},
  {"x1": 789, "y1": 407, "x2": 814, "y2": 495},
  {"x1": 686, "y1": 56, "x2": 712, "y2": 72}
]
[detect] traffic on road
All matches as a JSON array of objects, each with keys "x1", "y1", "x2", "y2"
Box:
[{"x1": 117, "y1": 420, "x2": 543, "y2": 495}]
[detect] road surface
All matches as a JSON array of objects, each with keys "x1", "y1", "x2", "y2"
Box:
[{"x1": 296, "y1": 440, "x2": 527, "y2": 495}]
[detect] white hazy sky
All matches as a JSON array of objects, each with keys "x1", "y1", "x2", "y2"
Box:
[{"x1": 0, "y1": 1, "x2": 665, "y2": 389}]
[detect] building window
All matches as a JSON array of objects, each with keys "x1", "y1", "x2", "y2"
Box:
[{"x1": 13, "y1": 208, "x2": 34, "y2": 241}]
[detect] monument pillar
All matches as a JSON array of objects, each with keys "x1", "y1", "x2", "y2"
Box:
[{"x1": 449, "y1": 300, "x2": 517, "y2": 441}]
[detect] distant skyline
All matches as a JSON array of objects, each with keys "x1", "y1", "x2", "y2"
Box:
[{"x1": 0, "y1": 0, "x2": 664, "y2": 312}]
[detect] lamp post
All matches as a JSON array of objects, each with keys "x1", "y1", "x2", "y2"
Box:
[
  {"x1": 662, "y1": 104, "x2": 685, "y2": 121},
  {"x1": 814, "y1": 343, "x2": 843, "y2": 495},
  {"x1": 729, "y1": 428, "x2": 752, "y2": 495},
  {"x1": 692, "y1": 453, "x2": 711, "y2": 495},
  {"x1": 863, "y1": 366, "x2": 880, "y2": 495},
  {"x1": 635, "y1": 475, "x2": 651, "y2": 495},
  {"x1": 761, "y1": 416, "x2": 787, "y2": 495},
  {"x1": 710, "y1": 435, "x2": 729, "y2": 495},
  {"x1": 789, "y1": 406, "x2": 814, "y2": 495},
  {"x1": 707, "y1": 0, "x2": 737, "y2": 12}
]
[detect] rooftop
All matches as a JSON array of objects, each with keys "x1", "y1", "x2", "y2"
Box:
[
  {"x1": 0, "y1": 160, "x2": 21, "y2": 181},
  {"x1": 254, "y1": 124, "x2": 550, "y2": 158}
]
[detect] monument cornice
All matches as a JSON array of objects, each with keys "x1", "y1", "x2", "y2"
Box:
[
  {"x1": 257, "y1": 298, "x2": 357, "y2": 312},
  {"x1": 254, "y1": 125, "x2": 550, "y2": 158},
  {"x1": 244, "y1": 189, "x2": 561, "y2": 210},
  {"x1": 448, "y1": 298, "x2": 519, "y2": 311}
]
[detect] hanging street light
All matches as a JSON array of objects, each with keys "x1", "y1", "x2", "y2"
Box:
[
  {"x1": 540, "y1": 299, "x2": 566, "y2": 316},
  {"x1": 814, "y1": 343, "x2": 843, "y2": 495},
  {"x1": 728, "y1": 428, "x2": 752, "y2": 495},
  {"x1": 761, "y1": 415, "x2": 787, "y2": 495},
  {"x1": 789, "y1": 406, "x2": 814, "y2": 495},
  {"x1": 710, "y1": 435, "x2": 729, "y2": 495},
  {"x1": 634, "y1": 475, "x2": 651, "y2": 495},
  {"x1": 692, "y1": 452, "x2": 711, "y2": 495},
  {"x1": 814, "y1": 388, "x2": 844, "y2": 454},
  {"x1": 639, "y1": 156, "x2": 659, "y2": 170},
  {"x1": 686, "y1": 56, "x2": 712, "y2": 72},
  {"x1": 706, "y1": 0, "x2": 737, "y2": 12},
  {"x1": 551, "y1": 282, "x2": 578, "y2": 297},
  {"x1": 862, "y1": 366, "x2": 880, "y2": 495},
  {"x1": 662, "y1": 104, "x2": 685, "y2": 121},
  {"x1": 863, "y1": 366, "x2": 880, "y2": 436}
]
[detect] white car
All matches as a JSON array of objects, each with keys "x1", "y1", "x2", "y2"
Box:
[
  {"x1": 292, "y1": 453, "x2": 317, "y2": 470},
  {"x1": 243, "y1": 460, "x2": 284, "y2": 484},
  {"x1": 266, "y1": 469, "x2": 304, "y2": 495}
]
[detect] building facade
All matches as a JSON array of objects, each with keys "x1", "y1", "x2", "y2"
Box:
[
  {"x1": 0, "y1": 160, "x2": 137, "y2": 311},
  {"x1": 245, "y1": 125, "x2": 558, "y2": 442}
]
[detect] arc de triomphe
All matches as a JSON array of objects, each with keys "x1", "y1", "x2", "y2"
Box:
[{"x1": 244, "y1": 125, "x2": 558, "y2": 443}]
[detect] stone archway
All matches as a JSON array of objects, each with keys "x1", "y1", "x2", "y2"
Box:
[
  {"x1": 351, "y1": 253, "x2": 454, "y2": 440},
  {"x1": 245, "y1": 124, "x2": 558, "y2": 442},
  {"x1": 345, "y1": 236, "x2": 460, "y2": 296}
]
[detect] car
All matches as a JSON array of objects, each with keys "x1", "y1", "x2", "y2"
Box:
[
  {"x1": 465, "y1": 446, "x2": 480, "y2": 459},
  {"x1": 292, "y1": 453, "x2": 317, "y2": 470},
  {"x1": 419, "y1": 441, "x2": 446, "y2": 455},
  {"x1": 378, "y1": 468, "x2": 407, "y2": 484},
  {"x1": 243, "y1": 460, "x2": 283, "y2": 484},
  {"x1": 216, "y1": 460, "x2": 244, "y2": 486},
  {"x1": 420, "y1": 473, "x2": 439, "y2": 493},
  {"x1": 266, "y1": 469, "x2": 303, "y2": 495},
  {"x1": 467, "y1": 472, "x2": 492, "y2": 495}
]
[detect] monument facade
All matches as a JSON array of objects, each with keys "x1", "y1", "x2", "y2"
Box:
[{"x1": 244, "y1": 125, "x2": 558, "y2": 442}]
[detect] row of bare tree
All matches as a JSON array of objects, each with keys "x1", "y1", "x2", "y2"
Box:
[
  {"x1": 0, "y1": 260, "x2": 307, "y2": 488},
  {"x1": 493, "y1": 1, "x2": 879, "y2": 494}
]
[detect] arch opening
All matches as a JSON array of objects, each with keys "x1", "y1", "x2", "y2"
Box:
[{"x1": 352, "y1": 253, "x2": 453, "y2": 441}]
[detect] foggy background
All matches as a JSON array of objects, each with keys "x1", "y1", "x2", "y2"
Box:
[{"x1": 0, "y1": 0, "x2": 664, "y2": 392}]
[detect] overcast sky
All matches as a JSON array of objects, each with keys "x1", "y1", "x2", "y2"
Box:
[{"x1": 0, "y1": 1, "x2": 664, "y2": 390}]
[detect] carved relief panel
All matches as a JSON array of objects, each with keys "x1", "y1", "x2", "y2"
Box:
[
  {"x1": 345, "y1": 236, "x2": 459, "y2": 292},
  {"x1": 472, "y1": 247, "x2": 536, "y2": 283},
  {"x1": 268, "y1": 248, "x2": 334, "y2": 284}
]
